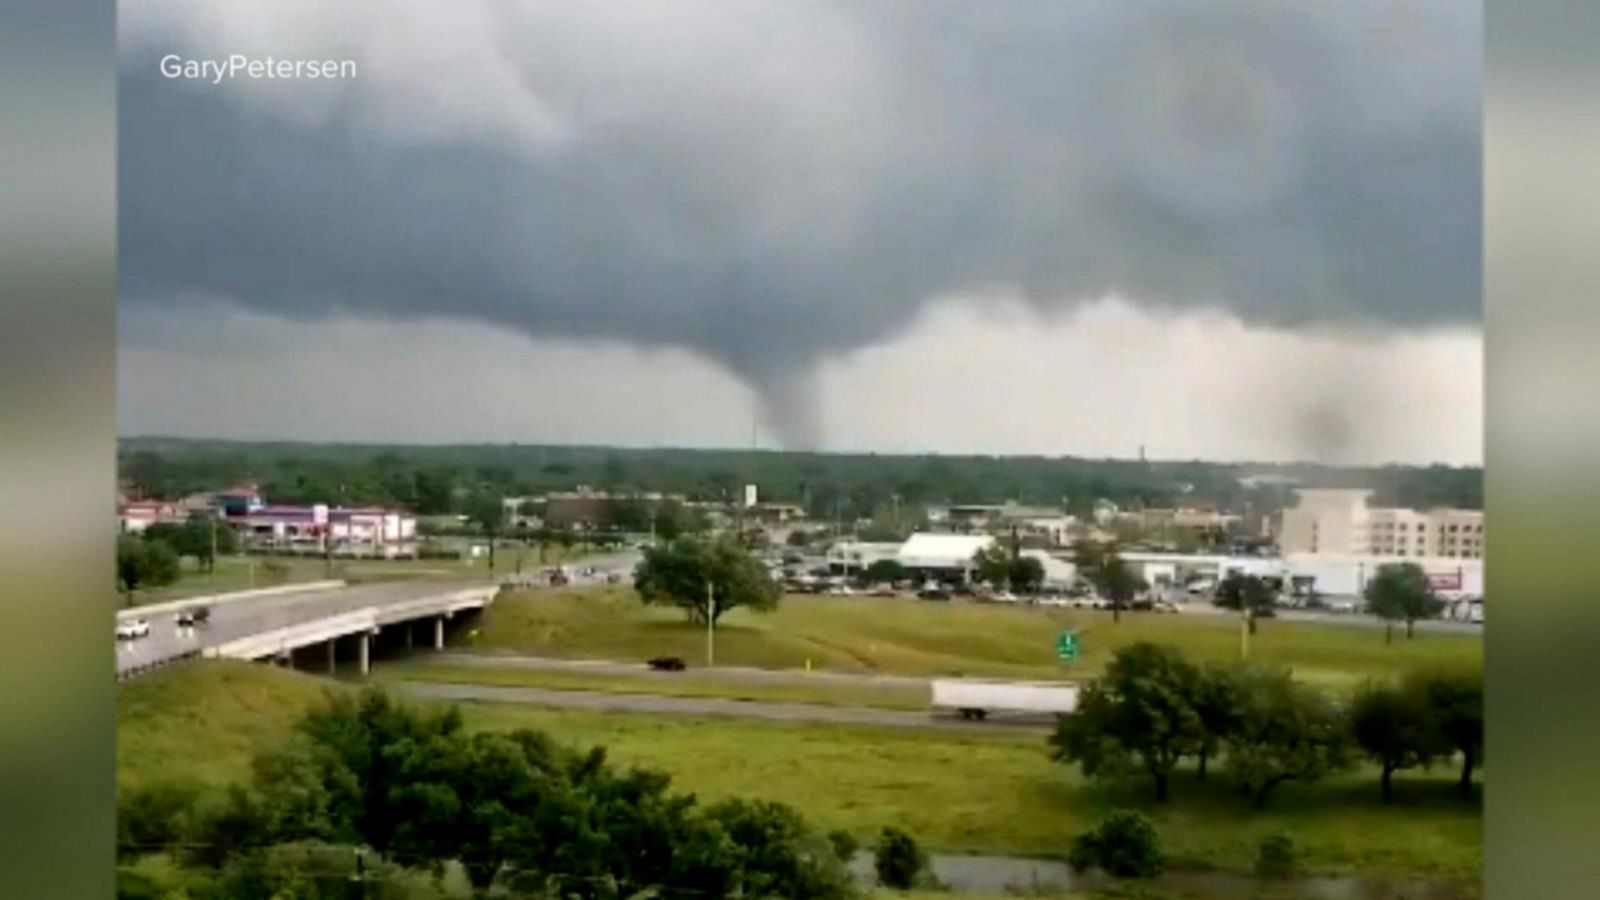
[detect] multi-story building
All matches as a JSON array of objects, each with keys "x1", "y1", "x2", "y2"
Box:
[{"x1": 1278, "y1": 489, "x2": 1483, "y2": 560}]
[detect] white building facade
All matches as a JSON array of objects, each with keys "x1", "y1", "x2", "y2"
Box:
[{"x1": 1279, "y1": 489, "x2": 1483, "y2": 561}]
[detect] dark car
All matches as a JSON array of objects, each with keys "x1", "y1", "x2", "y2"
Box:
[
  {"x1": 175, "y1": 606, "x2": 210, "y2": 627},
  {"x1": 647, "y1": 656, "x2": 687, "y2": 672},
  {"x1": 918, "y1": 588, "x2": 952, "y2": 601}
]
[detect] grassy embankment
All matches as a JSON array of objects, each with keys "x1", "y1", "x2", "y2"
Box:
[
  {"x1": 466, "y1": 587, "x2": 1481, "y2": 686},
  {"x1": 120, "y1": 662, "x2": 1481, "y2": 880}
]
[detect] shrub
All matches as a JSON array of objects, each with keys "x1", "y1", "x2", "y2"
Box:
[
  {"x1": 1256, "y1": 833, "x2": 1298, "y2": 879},
  {"x1": 827, "y1": 829, "x2": 860, "y2": 863},
  {"x1": 117, "y1": 781, "x2": 203, "y2": 861},
  {"x1": 1067, "y1": 810, "x2": 1164, "y2": 878},
  {"x1": 874, "y1": 826, "x2": 930, "y2": 890}
]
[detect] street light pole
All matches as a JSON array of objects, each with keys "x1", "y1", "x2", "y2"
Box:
[{"x1": 705, "y1": 577, "x2": 716, "y2": 667}]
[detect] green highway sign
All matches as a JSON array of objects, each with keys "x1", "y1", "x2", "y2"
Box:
[{"x1": 1056, "y1": 630, "x2": 1079, "y2": 662}]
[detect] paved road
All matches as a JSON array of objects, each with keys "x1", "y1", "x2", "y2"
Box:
[
  {"x1": 394, "y1": 680, "x2": 1050, "y2": 732},
  {"x1": 429, "y1": 652, "x2": 932, "y2": 688},
  {"x1": 1180, "y1": 602, "x2": 1483, "y2": 635},
  {"x1": 115, "y1": 577, "x2": 491, "y2": 677}
]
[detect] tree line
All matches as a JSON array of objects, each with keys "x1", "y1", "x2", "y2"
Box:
[
  {"x1": 119, "y1": 690, "x2": 871, "y2": 899},
  {"x1": 118, "y1": 437, "x2": 1482, "y2": 523},
  {"x1": 1051, "y1": 643, "x2": 1483, "y2": 807},
  {"x1": 117, "y1": 520, "x2": 240, "y2": 605}
]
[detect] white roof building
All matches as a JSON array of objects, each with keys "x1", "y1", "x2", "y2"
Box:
[{"x1": 897, "y1": 533, "x2": 997, "y2": 570}]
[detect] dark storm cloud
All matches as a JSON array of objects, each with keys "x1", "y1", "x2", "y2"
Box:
[{"x1": 119, "y1": 0, "x2": 1479, "y2": 448}]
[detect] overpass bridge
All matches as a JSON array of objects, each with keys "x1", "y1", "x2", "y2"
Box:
[{"x1": 115, "y1": 579, "x2": 499, "y2": 681}]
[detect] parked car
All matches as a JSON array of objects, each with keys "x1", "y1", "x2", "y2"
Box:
[
  {"x1": 918, "y1": 588, "x2": 952, "y2": 601},
  {"x1": 647, "y1": 656, "x2": 687, "y2": 672},
  {"x1": 116, "y1": 618, "x2": 150, "y2": 640}
]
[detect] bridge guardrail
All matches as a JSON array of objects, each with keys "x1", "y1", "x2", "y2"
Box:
[{"x1": 117, "y1": 580, "x2": 348, "y2": 623}]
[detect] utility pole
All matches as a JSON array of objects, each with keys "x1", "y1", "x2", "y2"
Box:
[
  {"x1": 705, "y1": 577, "x2": 716, "y2": 667},
  {"x1": 209, "y1": 515, "x2": 218, "y2": 592},
  {"x1": 1240, "y1": 603, "x2": 1251, "y2": 659}
]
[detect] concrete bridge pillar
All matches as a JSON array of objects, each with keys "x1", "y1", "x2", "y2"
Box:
[
  {"x1": 404, "y1": 622, "x2": 414, "y2": 650},
  {"x1": 433, "y1": 616, "x2": 445, "y2": 650},
  {"x1": 358, "y1": 632, "x2": 370, "y2": 675},
  {"x1": 327, "y1": 637, "x2": 337, "y2": 676}
]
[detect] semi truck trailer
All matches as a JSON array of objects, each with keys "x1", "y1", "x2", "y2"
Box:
[{"x1": 930, "y1": 678, "x2": 1080, "y2": 721}]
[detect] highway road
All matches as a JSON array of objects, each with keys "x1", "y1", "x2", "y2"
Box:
[
  {"x1": 427, "y1": 652, "x2": 932, "y2": 688},
  {"x1": 114, "y1": 577, "x2": 491, "y2": 678},
  {"x1": 393, "y1": 680, "x2": 1050, "y2": 731},
  {"x1": 114, "y1": 547, "x2": 642, "y2": 678}
]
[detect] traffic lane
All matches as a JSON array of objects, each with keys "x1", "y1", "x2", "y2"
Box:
[
  {"x1": 430, "y1": 652, "x2": 933, "y2": 688},
  {"x1": 392, "y1": 681, "x2": 1052, "y2": 732},
  {"x1": 117, "y1": 578, "x2": 495, "y2": 674}
]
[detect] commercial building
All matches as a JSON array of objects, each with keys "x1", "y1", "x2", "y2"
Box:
[
  {"x1": 927, "y1": 502, "x2": 1065, "y2": 533},
  {"x1": 1122, "y1": 548, "x2": 1483, "y2": 602},
  {"x1": 117, "y1": 500, "x2": 188, "y2": 533},
  {"x1": 896, "y1": 533, "x2": 997, "y2": 584},
  {"x1": 227, "y1": 503, "x2": 417, "y2": 557},
  {"x1": 826, "y1": 541, "x2": 904, "y2": 576},
  {"x1": 501, "y1": 496, "x2": 542, "y2": 529},
  {"x1": 1278, "y1": 489, "x2": 1483, "y2": 560}
]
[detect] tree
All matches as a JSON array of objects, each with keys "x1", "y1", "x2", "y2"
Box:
[
  {"x1": 412, "y1": 469, "x2": 456, "y2": 515},
  {"x1": 1068, "y1": 810, "x2": 1163, "y2": 878},
  {"x1": 862, "y1": 558, "x2": 908, "y2": 585},
  {"x1": 1256, "y1": 834, "x2": 1299, "y2": 879},
  {"x1": 1349, "y1": 679, "x2": 1441, "y2": 803},
  {"x1": 1214, "y1": 573, "x2": 1276, "y2": 634},
  {"x1": 1187, "y1": 663, "x2": 1244, "y2": 782},
  {"x1": 1070, "y1": 539, "x2": 1143, "y2": 622},
  {"x1": 633, "y1": 537, "x2": 780, "y2": 626},
  {"x1": 464, "y1": 492, "x2": 506, "y2": 574},
  {"x1": 1224, "y1": 667, "x2": 1353, "y2": 808},
  {"x1": 972, "y1": 544, "x2": 1012, "y2": 589},
  {"x1": 1363, "y1": 562, "x2": 1444, "y2": 642},
  {"x1": 1411, "y1": 668, "x2": 1484, "y2": 796},
  {"x1": 117, "y1": 534, "x2": 180, "y2": 606},
  {"x1": 1049, "y1": 643, "x2": 1204, "y2": 802},
  {"x1": 144, "y1": 517, "x2": 235, "y2": 572},
  {"x1": 118, "y1": 781, "x2": 204, "y2": 862},
  {"x1": 873, "y1": 826, "x2": 930, "y2": 890},
  {"x1": 1011, "y1": 555, "x2": 1046, "y2": 594}
]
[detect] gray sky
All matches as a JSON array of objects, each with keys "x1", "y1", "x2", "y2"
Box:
[{"x1": 117, "y1": 1, "x2": 1482, "y2": 465}]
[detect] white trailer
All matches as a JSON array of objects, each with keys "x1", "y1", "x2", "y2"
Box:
[{"x1": 930, "y1": 678, "x2": 1080, "y2": 721}]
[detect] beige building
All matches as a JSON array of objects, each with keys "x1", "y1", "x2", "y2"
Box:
[{"x1": 1278, "y1": 489, "x2": 1482, "y2": 560}]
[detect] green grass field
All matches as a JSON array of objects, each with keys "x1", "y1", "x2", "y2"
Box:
[
  {"x1": 373, "y1": 661, "x2": 931, "y2": 709},
  {"x1": 470, "y1": 588, "x2": 1481, "y2": 685},
  {"x1": 119, "y1": 662, "x2": 1480, "y2": 880}
]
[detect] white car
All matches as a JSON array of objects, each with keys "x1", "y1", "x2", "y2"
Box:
[{"x1": 116, "y1": 618, "x2": 150, "y2": 640}]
